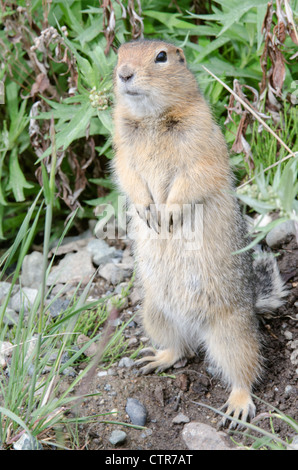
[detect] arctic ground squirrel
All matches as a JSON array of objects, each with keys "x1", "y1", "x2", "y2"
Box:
[{"x1": 112, "y1": 39, "x2": 287, "y2": 427}]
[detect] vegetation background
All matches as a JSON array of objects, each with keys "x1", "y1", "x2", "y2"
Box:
[{"x1": 0, "y1": 0, "x2": 297, "y2": 450}]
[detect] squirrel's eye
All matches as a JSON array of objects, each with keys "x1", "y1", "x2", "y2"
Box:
[{"x1": 155, "y1": 51, "x2": 167, "y2": 63}]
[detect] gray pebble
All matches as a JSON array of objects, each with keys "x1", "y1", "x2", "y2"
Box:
[
  {"x1": 48, "y1": 350, "x2": 70, "y2": 365},
  {"x1": 140, "y1": 429, "x2": 153, "y2": 439},
  {"x1": 172, "y1": 413, "x2": 190, "y2": 424},
  {"x1": 2, "y1": 308, "x2": 19, "y2": 326},
  {"x1": 125, "y1": 398, "x2": 147, "y2": 426},
  {"x1": 97, "y1": 370, "x2": 108, "y2": 378},
  {"x1": 288, "y1": 435, "x2": 298, "y2": 450},
  {"x1": 0, "y1": 281, "x2": 16, "y2": 302},
  {"x1": 284, "y1": 385, "x2": 293, "y2": 397},
  {"x1": 265, "y1": 220, "x2": 296, "y2": 248},
  {"x1": 98, "y1": 263, "x2": 131, "y2": 285},
  {"x1": 13, "y1": 433, "x2": 43, "y2": 450},
  {"x1": 284, "y1": 330, "x2": 293, "y2": 340},
  {"x1": 61, "y1": 366, "x2": 76, "y2": 377},
  {"x1": 87, "y1": 239, "x2": 117, "y2": 266},
  {"x1": 9, "y1": 287, "x2": 38, "y2": 313},
  {"x1": 21, "y1": 251, "x2": 44, "y2": 289},
  {"x1": 109, "y1": 430, "x2": 127, "y2": 446},
  {"x1": 182, "y1": 422, "x2": 237, "y2": 450},
  {"x1": 48, "y1": 298, "x2": 70, "y2": 317},
  {"x1": 118, "y1": 357, "x2": 135, "y2": 368}
]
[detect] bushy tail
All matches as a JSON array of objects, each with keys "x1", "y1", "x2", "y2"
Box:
[{"x1": 253, "y1": 251, "x2": 288, "y2": 314}]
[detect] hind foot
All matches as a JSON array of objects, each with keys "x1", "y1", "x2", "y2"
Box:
[
  {"x1": 136, "y1": 347, "x2": 180, "y2": 374},
  {"x1": 219, "y1": 388, "x2": 256, "y2": 430}
]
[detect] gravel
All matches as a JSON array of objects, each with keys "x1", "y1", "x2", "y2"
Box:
[{"x1": 125, "y1": 398, "x2": 147, "y2": 426}]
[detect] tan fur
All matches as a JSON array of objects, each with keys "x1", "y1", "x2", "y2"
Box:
[{"x1": 112, "y1": 39, "x2": 282, "y2": 426}]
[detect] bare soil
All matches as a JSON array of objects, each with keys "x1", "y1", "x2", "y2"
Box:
[{"x1": 69, "y1": 237, "x2": 298, "y2": 450}]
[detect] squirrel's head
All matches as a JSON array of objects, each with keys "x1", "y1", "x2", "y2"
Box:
[{"x1": 114, "y1": 40, "x2": 199, "y2": 118}]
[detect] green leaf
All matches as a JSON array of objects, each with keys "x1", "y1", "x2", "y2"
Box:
[
  {"x1": 193, "y1": 0, "x2": 269, "y2": 37},
  {"x1": 143, "y1": 10, "x2": 198, "y2": 31},
  {"x1": 236, "y1": 193, "x2": 276, "y2": 214},
  {"x1": 192, "y1": 36, "x2": 231, "y2": 63},
  {"x1": 0, "y1": 406, "x2": 34, "y2": 440},
  {"x1": 58, "y1": 1, "x2": 84, "y2": 35},
  {"x1": 194, "y1": 56, "x2": 262, "y2": 80},
  {"x1": 76, "y1": 17, "x2": 103, "y2": 45},
  {"x1": 7, "y1": 147, "x2": 33, "y2": 202},
  {"x1": 5, "y1": 81, "x2": 19, "y2": 123},
  {"x1": 89, "y1": 177, "x2": 114, "y2": 189},
  {"x1": 277, "y1": 159, "x2": 298, "y2": 213},
  {"x1": 39, "y1": 102, "x2": 96, "y2": 160},
  {"x1": 97, "y1": 109, "x2": 113, "y2": 133}
]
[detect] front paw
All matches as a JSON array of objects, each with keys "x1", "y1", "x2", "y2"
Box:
[
  {"x1": 135, "y1": 203, "x2": 161, "y2": 233},
  {"x1": 164, "y1": 203, "x2": 183, "y2": 233}
]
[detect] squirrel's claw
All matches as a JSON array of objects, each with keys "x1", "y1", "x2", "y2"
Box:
[
  {"x1": 135, "y1": 347, "x2": 179, "y2": 374},
  {"x1": 218, "y1": 389, "x2": 256, "y2": 431}
]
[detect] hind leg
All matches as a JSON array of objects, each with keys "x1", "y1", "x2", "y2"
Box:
[
  {"x1": 136, "y1": 297, "x2": 187, "y2": 374},
  {"x1": 203, "y1": 310, "x2": 261, "y2": 428}
]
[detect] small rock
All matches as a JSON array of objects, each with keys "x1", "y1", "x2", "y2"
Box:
[
  {"x1": 0, "y1": 281, "x2": 15, "y2": 302},
  {"x1": 87, "y1": 239, "x2": 117, "y2": 266},
  {"x1": 77, "y1": 334, "x2": 98, "y2": 357},
  {"x1": 2, "y1": 308, "x2": 18, "y2": 326},
  {"x1": 140, "y1": 336, "x2": 149, "y2": 343},
  {"x1": 288, "y1": 435, "x2": 298, "y2": 450},
  {"x1": 21, "y1": 251, "x2": 44, "y2": 289},
  {"x1": 290, "y1": 340, "x2": 298, "y2": 350},
  {"x1": 284, "y1": 330, "x2": 293, "y2": 340},
  {"x1": 109, "y1": 430, "x2": 127, "y2": 446},
  {"x1": 46, "y1": 250, "x2": 95, "y2": 286},
  {"x1": 175, "y1": 373, "x2": 190, "y2": 392},
  {"x1": 290, "y1": 349, "x2": 298, "y2": 365},
  {"x1": 97, "y1": 370, "x2": 108, "y2": 378},
  {"x1": 62, "y1": 366, "x2": 76, "y2": 377},
  {"x1": 253, "y1": 213, "x2": 273, "y2": 229},
  {"x1": 9, "y1": 287, "x2": 38, "y2": 312},
  {"x1": 128, "y1": 337, "x2": 138, "y2": 347},
  {"x1": 125, "y1": 398, "x2": 147, "y2": 426},
  {"x1": 107, "y1": 367, "x2": 117, "y2": 376},
  {"x1": 48, "y1": 298, "x2": 70, "y2": 317},
  {"x1": 13, "y1": 433, "x2": 43, "y2": 450},
  {"x1": 114, "y1": 282, "x2": 130, "y2": 294},
  {"x1": 47, "y1": 350, "x2": 70, "y2": 365},
  {"x1": 140, "y1": 429, "x2": 153, "y2": 439},
  {"x1": 98, "y1": 263, "x2": 131, "y2": 285},
  {"x1": 130, "y1": 287, "x2": 142, "y2": 305},
  {"x1": 172, "y1": 413, "x2": 190, "y2": 424},
  {"x1": 120, "y1": 255, "x2": 134, "y2": 270},
  {"x1": 182, "y1": 422, "x2": 236, "y2": 450},
  {"x1": 284, "y1": 385, "x2": 293, "y2": 398},
  {"x1": 0, "y1": 341, "x2": 13, "y2": 367},
  {"x1": 118, "y1": 357, "x2": 135, "y2": 368},
  {"x1": 265, "y1": 220, "x2": 296, "y2": 248}
]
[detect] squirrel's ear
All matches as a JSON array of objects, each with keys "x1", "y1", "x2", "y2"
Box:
[{"x1": 176, "y1": 48, "x2": 185, "y2": 63}]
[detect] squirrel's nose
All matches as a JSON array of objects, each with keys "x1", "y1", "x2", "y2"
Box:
[{"x1": 118, "y1": 65, "x2": 134, "y2": 83}]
